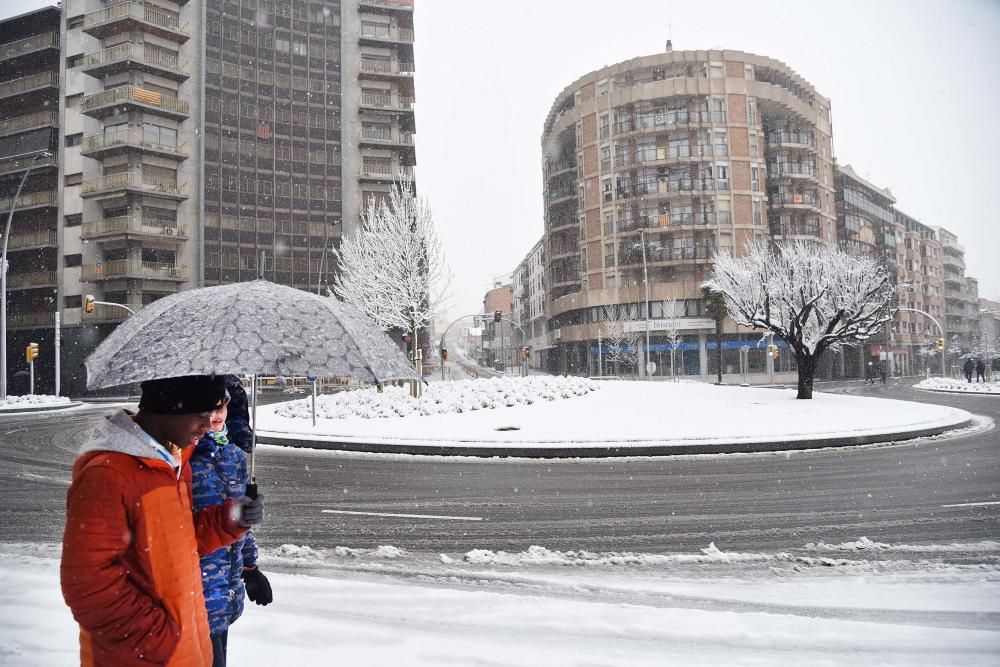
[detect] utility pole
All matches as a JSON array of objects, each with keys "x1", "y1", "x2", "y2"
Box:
[{"x1": 639, "y1": 228, "x2": 651, "y2": 379}]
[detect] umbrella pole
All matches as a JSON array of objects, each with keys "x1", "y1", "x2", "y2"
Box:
[{"x1": 247, "y1": 373, "x2": 258, "y2": 499}]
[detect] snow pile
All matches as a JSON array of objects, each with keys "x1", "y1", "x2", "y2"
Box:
[
  {"x1": 462, "y1": 544, "x2": 786, "y2": 567},
  {"x1": 273, "y1": 376, "x2": 598, "y2": 421},
  {"x1": 914, "y1": 376, "x2": 1000, "y2": 394},
  {"x1": 0, "y1": 394, "x2": 72, "y2": 411}
]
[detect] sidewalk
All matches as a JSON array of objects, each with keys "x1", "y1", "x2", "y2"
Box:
[{"x1": 255, "y1": 380, "x2": 975, "y2": 458}]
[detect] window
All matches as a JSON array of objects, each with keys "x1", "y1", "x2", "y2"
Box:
[
  {"x1": 65, "y1": 173, "x2": 82, "y2": 186},
  {"x1": 751, "y1": 167, "x2": 760, "y2": 192},
  {"x1": 66, "y1": 54, "x2": 83, "y2": 68},
  {"x1": 65, "y1": 133, "x2": 82, "y2": 147},
  {"x1": 599, "y1": 114, "x2": 609, "y2": 140},
  {"x1": 64, "y1": 214, "x2": 82, "y2": 227},
  {"x1": 64, "y1": 254, "x2": 82, "y2": 268},
  {"x1": 65, "y1": 295, "x2": 82, "y2": 309}
]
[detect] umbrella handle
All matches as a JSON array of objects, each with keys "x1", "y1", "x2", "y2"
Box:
[{"x1": 246, "y1": 480, "x2": 258, "y2": 500}]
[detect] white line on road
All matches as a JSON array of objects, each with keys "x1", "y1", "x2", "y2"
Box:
[
  {"x1": 941, "y1": 501, "x2": 1000, "y2": 508},
  {"x1": 321, "y1": 509, "x2": 484, "y2": 521}
]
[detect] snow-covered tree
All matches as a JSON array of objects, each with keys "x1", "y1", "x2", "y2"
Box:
[
  {"x1": 333, "y1": 177, "x2": 451, "y2": 390},
  {"x1": 601, "y1": 304, "x2": 641, "y2": 375},
  {"x1": 702, "y1": 241, "x2": 897, "y2": 399},
  {"x1": 662, "y1": 298, "x2": 684, "y2": 380}
]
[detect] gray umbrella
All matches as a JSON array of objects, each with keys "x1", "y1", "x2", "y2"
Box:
[{"x1": 85, "y1": 279, "x2": 419, "y2": 389}]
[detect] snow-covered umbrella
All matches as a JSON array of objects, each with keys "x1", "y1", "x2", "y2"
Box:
[{"x1": 85, "y1": 279, "x2": 419, "y2": 492}]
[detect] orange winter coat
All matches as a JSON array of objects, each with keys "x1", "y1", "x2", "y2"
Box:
[{"x1": 61, "y1": 410, "x2": 247, "y2": 666}]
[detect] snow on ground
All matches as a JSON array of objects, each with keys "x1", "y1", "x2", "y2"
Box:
[
  {"x1": 0, "y1": 394, "x2": 72, "y2": 411},
  {"x1": 915, "y1": 377, "x2": 1000, "y2": 395},
  {"x1": 3, "y1": 540, "x2": 998, "y2": 666},
  {"x1": 256, "y1": 379, "x2": 972, "y2": 449}
]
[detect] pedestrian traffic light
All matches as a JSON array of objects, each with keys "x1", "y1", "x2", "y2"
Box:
[
  {"x1": 84, "y1": 294, "x2": 95, "y2": 313},
  {"x1": 494, "y1": 310, "x2": 502, "y2": 323},
  {"x1": 935, "y1": 338, "x2": 944, "y2": 352},
  {"x1": 25, "y1": 342, "x2": 38, "y2": 363},
  {"x1": 441, "y1": 348, "x2": 448, "y2": 361}
]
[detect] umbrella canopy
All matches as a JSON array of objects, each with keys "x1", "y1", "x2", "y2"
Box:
[{"x1": 85, "y1": 279, "x2": 420, "y2": 389}]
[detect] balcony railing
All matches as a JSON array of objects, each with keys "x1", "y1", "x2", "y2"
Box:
[
  {"x1": 769, "y1": 192, "x2": 819, "y2": 206},
  {"x1": 0, "y1": 110, "x2": 58, "y2": 138},
  {"x1": 619, "y1": 246, "x2": 713, "y2": 265},
  {"x1": 82, "y1": 215, "x2": 188, "y2": 239},
  {"x1": 7, "y1": 270, "x2": 56, "y2": 288},
  {"x1": 0, "y1": 71, "x2": 58, "y2": 98},
  {"x1": 360, "y1": 25, "x2": 414, "y2": 42},
  {"x1": 84, "y1": 1, "x2": 188, "y2": 38},
  {"x1": 359, "y1": 59, "x2": 414, "y2": 75},
  {"x1": 83, "y1": 43, "x2": 188, "y2": 76},
  {"x1": 359, "y1": 164, "x2": 414, "y2": 180},
  {"x1": 0, "y1": 190, "x2": 56, "y2": 212},
  {"x1": 82, "y1": 129, "x2": 188, "y2": 157},
  {"x1": 770, "y1": 222, "x2": 822, "y2": 238},
  {"x1": 0, "y1": 32, "x2": 59, "y2": 60},
  {"x1": 82, "y1": 260, "x2": 188, "y2": 281},
  {"x1": 766, "y1": 131, "x2": 815, "y2": 147},
  {"x1": 6, "y1": 229, "x2": 57, "y2": 250},
  {"x1": 359, "y1": 92, "x2": 414, "y2": 109},
  {"x1": 7, "y1": 311, "x2": 54, "y2": 328},
  {"x1": 360, "y1": 128, "x2": 414, "y2": 145},
  {"x1": 0, "y1": 152, "x2": 57, "y2": 177},
  {"x1": 81, "y1": 85, "x2": 190, "y2": 116},
  {"x1": 767, "y1": 162, "x2": 817, "y2": 177},
  {"x1": 81, "y1": 172, "x2": 187, "y2": 197}
]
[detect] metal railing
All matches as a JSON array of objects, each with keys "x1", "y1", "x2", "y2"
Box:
[
  {"x1": 81, "y1": 172, "x2": 187, "y2": 196},
  {"x1": 360, "y1": 25, "x2": 414, "y2": 41},
  {"x1": 82, "y1": 260, "x2": 187, "y2": 280},
  {"x1": 6, "y1": 229, "x2": 57, "y2": 250},
  {"x1": 620, "y1": 246, "x2": 712, "y2": 264},
  {"x1": 359, "y1": 164, "x2": 414, "y2": 179},
  {"x1": 7, "y1": 311, "x2": 53, "y2": 328},
  {"x1": 81, "y1": 215, "x2": 187, "y2": 238},
  {"x1": 7, "y1": 270, "x2": 57, "y2": 288},
  {"x1": 0, "y1": 190, "x2": 56, "y2": 211},
  {"x1": 770, "y1": 222, "x2": 821, "y2": 237},
  {"x1": 359, "y1": 92, "x2": 414, "y2": 109},
  {"x1": 769, "y1": 192, "x2": 819, "y2": 206},
  {"x1": 0, "y1": 32, "x2": 59, "y2": 59},
  {"x1": 766, "y1": 131, "x2": 816, "y2": 147},
  {"x1": 0, "y1": 71, "x2": 58, "y2": 98},
  {"x1": 0, "y1": 111, "x2": 58, "y2": 137},
  {"x1": 82, "y1": 128, "x2": 187, "y2": 156},
  {"x1": 83, "y1": 43, "x2": 188, "y2": 75},
  {"x1": 81, "y1": 86, "x2": 190, "y2": 115},
  {"x1": 0, "y1": 152, "x2": 57, "y2": 176},
  {"x1": 360, "y1": 127, "x2": 414, "y2": 145},
  {"x1": 359, "y1": 59, "x2": 414, "y2": 74},
  {"x1": 767, "y1": 162, "x2": 817, "y2": 177},
  {"x1": 84, "y1": 1, "x2": 188, "y2": 35}
]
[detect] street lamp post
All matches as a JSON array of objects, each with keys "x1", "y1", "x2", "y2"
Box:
[
  {"x1": 639, "y1": 228, "x2": 651, "y2": 379},
  {"x1": 1, "y1": 150, "x2": 52, "y2": 402}
]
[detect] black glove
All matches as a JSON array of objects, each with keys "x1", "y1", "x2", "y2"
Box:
[
  {"x1": 242, "y1": 566, "x2": 273, "y2": 605},
  {"x1": 236, "y1": 495, "x2": 264, "y2": 527}
]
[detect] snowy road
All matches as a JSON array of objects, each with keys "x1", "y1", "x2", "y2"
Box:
[{"x1": 0, "y1": 380, "x2": 997, "y2": 553}]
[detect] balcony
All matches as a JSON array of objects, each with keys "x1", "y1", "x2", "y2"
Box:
[
  {"x1": 942, "y1": 253, "x2": 965, "y2": 271},
  {"x1": 0, "y1": 152, "x2": 57, "y2": 178},
  {"x1": 82, "y1": 260, "x2": 188, "y2": 282},
  {"x1": 6, "y1": 270, "x2": 57, "y2": 289},
  {"x1": 765, "y1": 131, "x2": 816, "y2": 150},
  {"x1": 770, "y1": 221, "x2": 822, "y2": 239},
  {"x1": 82, "y1": 43, "x2": 189, "y2": 82},
  {"x1": 5, "y1": 229, "x2": 57, "y2": 251},
  {"x1": 81, "y1": 128, "x2": 188, "y2": 161},
  {"x1": 359, "y1": 164, "x2": 414, "y2": 181},
  {"x1": 768, "y1": 191, "x2": 820, "y2": 208},
  {"x1": 84, "y1": 2, "x2": 190, "y2": 43},
  {"x1": 0, "y1": 71, "x2": 58, "y2": 102},
  {"x1": 0, "y1": 110, "x2": 58, "y2": 138},
  {"x1": 359, "y1": 25, "x2": 414, "y2": 45},
  {"x1": 359, "y1": 92, "x2": 414, "y2": 113},
  {"x1": 81, "y1": 173, "x2": 188, "y2": 201},
  {"x1": 0, "y1": 190, "x2": 56, "y2": 213},
  {"x1": 618, "y1": 211, "x2": 732, "y2": 232},
  {"x1": 7, "y1": 311, "x2": 54, "y2": 329},
  {"x1": 358, "y1": 0, "x2": 413, "y2": 12},
  {"x1": 358, "y1": 59, "x2": 415, "y2": 78},
  {"x1": 766, "y1": 162, "x2": 817, "y2": 178},
  {"x1": 359, "y1": 127, "x2": 415, "y2": 148},
  {"x1": 612, "y1": 111, "x2": 716, "y2": 136},
  {"x1": 81, "y1": 86, "x2": 190, "y2": 121},
  {"x1": 81, "y1": 215, "x2": 188, "y2": 241},
  {"x1": 0, "y1": 32, "x2": 59, "y2": 61},
  {"x1": 619, "y1": 245, "x2": 713, "y2": 266}
]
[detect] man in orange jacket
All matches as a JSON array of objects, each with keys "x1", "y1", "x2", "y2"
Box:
[{"x1": 61, "y1": 375, "x2": 265, "y2": 666}]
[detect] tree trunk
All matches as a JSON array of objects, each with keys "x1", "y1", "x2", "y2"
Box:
[
  {"x1": 714, "y1": 331, "x2": 723, "y2": 384},
  {"x1": 796, "y1": 353, "x2": 816, "y2": 399}
]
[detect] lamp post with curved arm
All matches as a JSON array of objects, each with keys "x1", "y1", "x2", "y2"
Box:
[{"x1": 1, "y1": 150, "x2": 53, "y2": 401}]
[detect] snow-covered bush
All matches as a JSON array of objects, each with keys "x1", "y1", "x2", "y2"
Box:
[
  {"x1": 915, "y1": 377, "x2": 1000, "y2": 394},
  {"x1": 274, "y1": 376, "x2": 599, "y2": 421}
]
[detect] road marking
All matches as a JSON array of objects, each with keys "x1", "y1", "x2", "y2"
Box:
[
  {"x1": 941, "y1": 501, "x2": 1000, "y2": 508},
  {"x1": 321, "y1": 509, "x2": 483, "y2": 521},
  {"x1": 2, "y1": 428, "x2": 27, "y2": 435}
]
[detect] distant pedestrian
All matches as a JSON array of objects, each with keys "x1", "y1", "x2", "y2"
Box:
[
  {"x1": 864, "y1": 361, "x2": 875, "y2": 385},
  {"x1": 879, "y1": 362, "x2": 887, "y2": 384},
  {"x1": 963, "y1": 358, "x2": 975, "y2": 383},
  {"x1": 975, "y1": 358, "x2": 986, "y2": 383}
]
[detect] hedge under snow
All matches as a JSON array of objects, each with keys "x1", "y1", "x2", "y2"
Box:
[
  {"x1": 914, "y1": 376, "x2": 1000, "y2": 394},
  {"x1": 274, "y1": 376, "x2": 599, "y2": 420}
]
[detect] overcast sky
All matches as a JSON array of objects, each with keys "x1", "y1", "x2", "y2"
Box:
[{"x1": 5, "y1": 0, "x2": 999, "y2": 317}]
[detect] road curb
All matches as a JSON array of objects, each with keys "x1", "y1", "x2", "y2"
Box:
[
  {"x1": 0, "y1": 401, "x2": 82, "y2": 415},
  {"x1": 256, "y1": 417, "x2": 975, "y2": 458},
  {"x1": 915, "y1": 388, "x2": 1000, "y2": 397}
]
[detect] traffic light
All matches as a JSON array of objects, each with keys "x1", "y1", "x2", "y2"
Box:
[
  {"x1": 935, "y1": 338, "x2": 944, "y2": 352},
  {"x1": 521, "y1": 346, "x2": 530, "y2": 359},
  {"x1": 494, "y1": 310, "x2": 502, "y2": 323},
  {"x1": 441, "y1": 348, "x2": 448, "y2": 362},
  {"x1": 25, "y1": 342, "x2": 39, "y2": 363},
  {"x1": 84, "y1": 294, "x2": 95, "y2": 313},
  {"x1": 768, "y1": 344, "x2": 779, "y2": 359}
]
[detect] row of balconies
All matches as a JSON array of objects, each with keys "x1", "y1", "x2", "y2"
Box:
[
  {"x1": 81, "y1": 128, "x2": 188, "y2": 160},
  {"x1": 81, "y1": 86, "x2": 190, "y2": 120},
  {"x1": 0, "y1": 32, "x2": 59, "y2": 61},
  {"x1": 82, "y1": 260, "x2": 187, "y2": 282},
  {"x1": 83, "y1": 1, "x2": 189, "y2": 43},
  {"x1": 81, "y1": 215, "x2": 188, "y2": 241},
  {"x1": 81, "y1": 173, "x2": 187, "y2": 200},
  {"x1": 83, "y1": 43, "x2": 189, "y2": 82},
  {"x1": 0, "y1": 71, "x2": 58, "y2": 100},
  {"x1": 0, "y1": 110, "x2": 58, "y2": 138},
  {"x1": 770, "y1": 220, "x2": 822, "y2": 238}
]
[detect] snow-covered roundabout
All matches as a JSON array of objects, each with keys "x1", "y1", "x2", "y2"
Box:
[
  {"x1": 0, "y1": 394, "x2": 73, "y2": 412},
  {"x1": 255, "y1": 377, "x2": 975, "y2": 456},
  {"x1": 915, "y1": 377, "x2": 1000, "y2": 395}
]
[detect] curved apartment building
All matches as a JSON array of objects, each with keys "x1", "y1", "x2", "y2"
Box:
[{"x1": 540, "y1": 47, "x2": 836, "y2": 376}]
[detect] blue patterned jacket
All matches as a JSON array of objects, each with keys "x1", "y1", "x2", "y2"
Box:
[{"x1": 191, "y1": 376, "x2": 258, "y2": 636}]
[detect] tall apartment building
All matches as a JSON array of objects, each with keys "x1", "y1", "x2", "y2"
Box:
[
  {"x1": 540, "y1": 47, "x2": 835, "y2": 376},
  {"x1": 47, "y1": 0, "x2": 415, "y2": 395},
  {"x1": 512, "y1": 237, "x2": 545, "y2": 368},
  {"x1": 0, "y1": 6, "x2": 61, "y2": 395},
  {"x1": 894, "y1": 208, "x2": 945, "y2": 373},
  {"x1": 936, "y1": 227, "x2": 979, "y2": 353}
]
